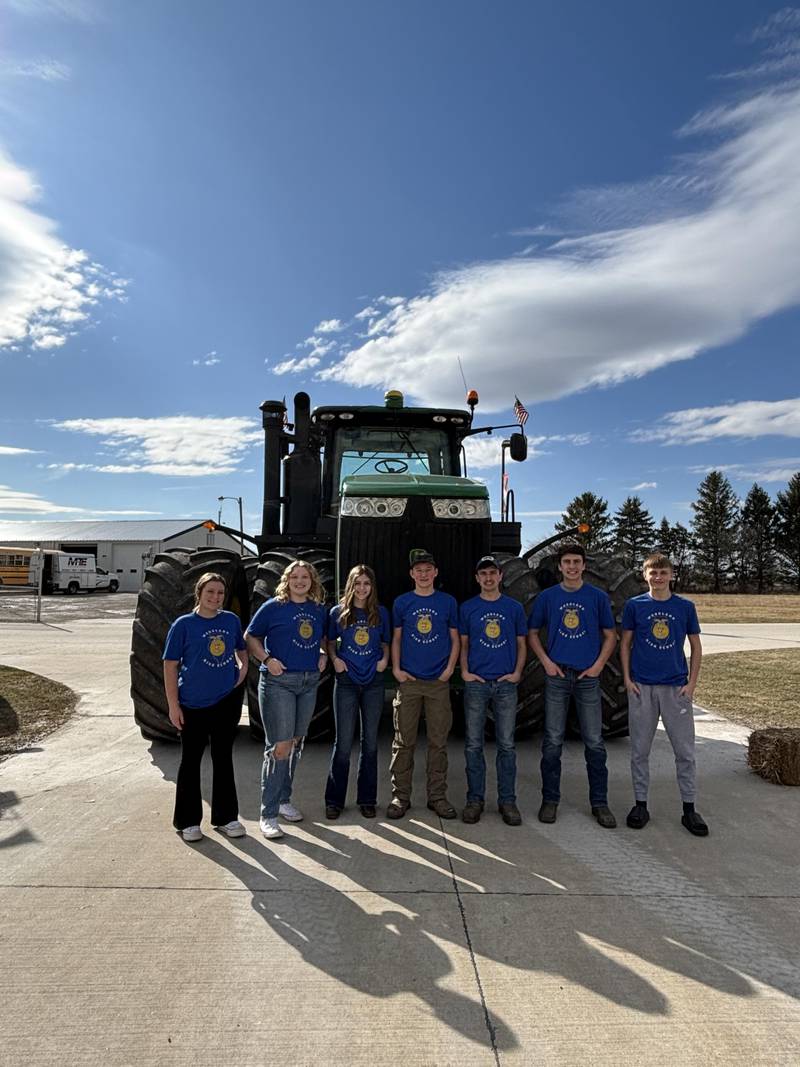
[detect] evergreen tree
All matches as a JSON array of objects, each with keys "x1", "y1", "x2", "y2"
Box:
[
  {"x1": 776, "y1": 472, "x2": 800, "y2": 591},
  {"x1": 655, "y1": 517, "x2": 693, "y2": 589},
  {"x1": 612, "y1": 496, "x2": 657, "y2": 570},
  {"x1": 555, "y1": 492, "x2": 612, "y2": 554},
  {"x1": 739, "y1": 484, "x2": 777, "y2": 593},
  {"x1": 691, "y1": 471, "x2": 739, "y2": 593}
]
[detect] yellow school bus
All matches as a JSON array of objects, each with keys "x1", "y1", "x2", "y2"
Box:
[{"x1": 0, "y1": 546, "x2": 35, "y2": 586}]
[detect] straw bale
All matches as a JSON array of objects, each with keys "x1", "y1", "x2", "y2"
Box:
[{"x1": 747, "y1": 728, "x2": 800, "y2": 786}]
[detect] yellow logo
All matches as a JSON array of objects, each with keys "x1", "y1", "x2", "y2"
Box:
[
  {"x1": 298, "y1": 620, "x2": 313, "y2": 640},
  {"x1": 208, "y1": 636, "x2": 226, "y2": 657},
  {"x1": 652, "y1": 619, "x2": 670, "y2": 640},
  {"x1": 354, "y1": 626, "x2": 370, "y2": 647},
  {"x1": 417, "y1": 615, "x2": 432, "y2": 634},
  {"x1": 485, "y1": 619, "x2": 501, "y2": 640},
  {"x1": 563, "y1": 609, "x2": 580, "y2": 630}
]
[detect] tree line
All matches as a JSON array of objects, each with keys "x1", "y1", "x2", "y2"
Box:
[{"x1": 547, "y1": 472, "x2": 800, "y2": 593}]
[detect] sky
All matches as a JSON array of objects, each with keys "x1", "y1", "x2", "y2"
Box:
[{"x1": 1, "y1": 0, "x2": 799, "y2": 548}]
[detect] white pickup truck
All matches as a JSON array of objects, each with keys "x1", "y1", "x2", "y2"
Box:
[{"x1": 31, "y1": 552, "x2": 120, "y2": 594}]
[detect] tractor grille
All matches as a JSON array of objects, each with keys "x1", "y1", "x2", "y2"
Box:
[{"x1": 338, "y1": 497, "x2": 490, "y2": 605}]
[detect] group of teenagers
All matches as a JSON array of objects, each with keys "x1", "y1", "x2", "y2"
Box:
[{"x1": 163, "y1": 542, "x2": 708, "y2": 844}]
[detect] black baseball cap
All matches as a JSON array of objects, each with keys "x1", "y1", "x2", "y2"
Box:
[
  {"x1": 475, "y1": 555, "x2": 501, "y2": 572},
  {"x1": 409, "y1": 548, "x2": 436, "y2": 567}
]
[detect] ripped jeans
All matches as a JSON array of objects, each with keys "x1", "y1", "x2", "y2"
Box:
[{"x1": 259, "y1": 670, "x2": 320, "y2": 819}]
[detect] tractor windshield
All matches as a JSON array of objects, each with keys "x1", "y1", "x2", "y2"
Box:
[{"x1": 331, "y1": 424, "x2": 459, "y2": 491}]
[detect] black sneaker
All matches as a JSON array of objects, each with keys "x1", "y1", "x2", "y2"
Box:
[
  {"x1": 681, "y1": 811, "x2": 709, "y2": 837},
  {"x1": 626, "y1": 803, "x2": 650, "y2": 830},
  {"x1": 591, "y1": 805, "x2": 617, "y2": 829},
  {"x1": 538, "y1": 801, "x2": 558, "y2": 824},
  {"x1": 499, "y1": 802, "x2": 522, "y2": 826},
  {"x1": 462, "y1": 801, "x2": 484, "y2": 824}
]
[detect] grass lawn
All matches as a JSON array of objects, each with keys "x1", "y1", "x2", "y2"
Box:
[
  {"x1": 0, "y1": 665, "x2": 78, "y2": 759},
  {"x1": 687, "y1": 593, "x2": 800, "y2": 623},
  {"x1": 695, "y1": 648, "x2": 800, "y2": 729}
]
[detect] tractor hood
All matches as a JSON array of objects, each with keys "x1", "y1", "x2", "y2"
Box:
[{"x1": 341, "y1": 473, "x2": 489, "y2": 498}]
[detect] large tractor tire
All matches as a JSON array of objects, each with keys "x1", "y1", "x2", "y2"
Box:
[
  {"x1": 496, "y1": 553, "x2": 544, "y2": 737},
  {"x1": 529, "y1": 551, "x2": 644, "y2": 738},
  {"x1": 246, "y1": 547, "x2": 336, "y2": 743},
  {"x1": 130, "y1": 546, "x2": 249, "y2": 742}
]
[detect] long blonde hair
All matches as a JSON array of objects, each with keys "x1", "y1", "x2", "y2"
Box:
[
  {"x1": 338, "y1": 564, "x2": 380, "y2": 629},
  {"x1": 274, "y1": 559, "x2": 325, "y2": 605}
]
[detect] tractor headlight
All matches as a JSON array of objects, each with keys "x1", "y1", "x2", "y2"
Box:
[
  {"x1": 431, "y1": 498, "x2": 490, "y2": 519},
  {"x1": 341, "y1": 496, "x2": 407, "y2": 518}
]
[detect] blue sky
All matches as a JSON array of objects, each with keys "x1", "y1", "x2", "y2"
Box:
[{"x1": 1, "y1": 0, "x2": 799, "y2": 546}]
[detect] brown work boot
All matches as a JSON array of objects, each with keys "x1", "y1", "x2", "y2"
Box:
[
  {"x1": 461, "y1": 801, "x2": 484, "y2": 824},
  {"x1": 499, "y1": 802, "x2": 522, "y2": 826},
  {"x1": 386, "y1": 797, "x2": 410, "y2": 820},
  {"x1": 427, "y1": 798, "x2": 457, "y2": 819}
]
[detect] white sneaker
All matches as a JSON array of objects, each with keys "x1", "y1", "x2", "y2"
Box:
[
  {"x1": 278, "y1": 802, "x2": 304, "y2": 823},
  {"x1": 260, "y1": 817, "x2": 285, "y2": 839},
  {"x1": 181, "y1": 825, "x2": 203, "y2": 842},
  {"x1": 217, "y1": 820, "x2": 246, "y2": 838}
]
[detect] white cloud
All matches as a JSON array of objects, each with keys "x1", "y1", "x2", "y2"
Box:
[
  {"x1": 314, "y1": 318, "x2": 343, "y2": 334},
  {"x1": 52, "y1": 416, "x2": 261, "y2": 477},
  {"x1": 192, "y1": 350, "x2": 221, "y2": 367},
  {"x1": 354, "y1": 305, "x2": 378, "y2": 321},
  {"x1": 0, "y1": 58, "x2": 71, "y2": 81},
  {"x1": 0, "y1": 148, "x2": 127, "y2": 353},
  {"x1": 0, "y1": 445, "x2": 39, "y2": 454},
  {"x1": 630, "y1": 481, "x2": 658, "y2": 490},
  {"x1": 689, "y1": 459, "x2": 800, "y2": 484},
  {"x1": 272, "y1": 354, "x2": 322, "y2": 375},
  {"x1": 463, "y1": 433, "x2": 549, "y2": 470},
  {"x1": 5, "y1": 0, "x2": 97, "y2": 20},
  {"x1": 634, "y1": 399, "x2": 800, "y2": 445},
  {"x1": 517, "y1": 510, "x2": 564, "y2": 517},
  {"x1": 320, "y1": 73, "x2": 800, "y2": 412},
  {"x1": 0, "y1": 483, "x2": 84, "y2": 513}
]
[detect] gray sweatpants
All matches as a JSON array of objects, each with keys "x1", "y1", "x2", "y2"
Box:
[{"x1": 629, "y1": 684, "x2": 696, "y2": 803}]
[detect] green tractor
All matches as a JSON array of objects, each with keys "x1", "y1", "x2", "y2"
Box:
[{"x1": 130, "y1": 388, "x2": 640, "y2": 742}]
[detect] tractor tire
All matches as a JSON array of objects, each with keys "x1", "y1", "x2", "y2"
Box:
[
  {"x1": 246, "y1": 547, "x2": 336, "y2": 743},
  {"x1": 495, "y1": 553, "x2": 544, "y2": 737},
  {"x1": 130, "y1": 547, "x2": 249, "y2": 742}
]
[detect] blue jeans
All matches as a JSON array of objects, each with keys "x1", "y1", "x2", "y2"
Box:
[
  {"x1": 259, "y1": 670, "x2": 320, "y2": 819},
  {"x1": 325, "y1": 672, "x2": 386, "y2": 808},
  {"x1": 540, "y1": 670, "x2": 608, "y2": 807},
  {"x1": 464, "y1": 679, "x2": 518, "y2": 805}
]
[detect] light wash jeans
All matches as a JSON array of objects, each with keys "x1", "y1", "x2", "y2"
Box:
[
  {"x1": 540, "y1": 670, "x2": 608, "y2": 807},
  {"x1": 259, "y1": 670, "x2": 320, "y2": 819},
  {"x1": 464, "y1": 679, "x2": 518, "y2": 805}
]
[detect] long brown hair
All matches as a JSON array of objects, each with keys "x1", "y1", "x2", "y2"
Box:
[
  {"x1": 338, "y1": 564, "x2": 380, "y2": 629},
  {"x1": 274, "y1": 559, "x2": 325, "y2": 605}
]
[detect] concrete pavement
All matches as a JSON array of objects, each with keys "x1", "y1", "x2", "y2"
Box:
[{"x1": 1, "y1": 619, "x2": 799, "y2": 1066}]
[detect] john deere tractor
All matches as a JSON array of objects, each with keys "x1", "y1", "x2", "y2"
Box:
[{"x1": 130, "y1": 389, "x2": 640, "y2": 742}]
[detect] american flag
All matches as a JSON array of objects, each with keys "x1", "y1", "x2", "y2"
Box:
[{"x1": 513, "y1": 395, "x2": 529, "y2": 427}]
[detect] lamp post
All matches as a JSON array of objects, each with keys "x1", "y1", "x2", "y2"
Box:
[{"x1": 217, "y1": 495, "x2": 244, "y2": 551}]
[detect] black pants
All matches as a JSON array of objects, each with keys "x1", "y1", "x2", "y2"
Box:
[{"x1": 173, "y1": 685, "x2": 243, "y2": 830}]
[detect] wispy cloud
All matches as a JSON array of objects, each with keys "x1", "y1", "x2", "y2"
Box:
[
  {"x1": 5, "y1": 0, "x2": 98, "y2": 21},
  {"x1": 272, "y1": 354, "x2": 322, "y2": 375},
  {"x1": 689, "y1": 458, "x2": 800, "y2": 485},
  {"x1": 0, "y1": 483, "x2": 84, "y2": 514},
  {"x1": 0, "y1": 148, "x2": 127, "y2": 353},
  {"x1": 192, "y1": 350, "x2": 221, "y2": 367},
  {"x1": 0, "y1": 58, "x2": 70, "y2": 81},
  {"x1": 630, "y1": 481, "x2": 658, "y2": 490},
  {"x1": 0, "y1": 444, "x2": 39, "y2": 454},
  {"x1": 632, "y1": 399, "x2": 800, "y2": 445},
  {"x1": 318, "y1": 35, "x2": 800, "y2": 412},
  {"x1": 314, "y1": 318, "x2": 343, "y2": 334},
  {"x1": 52, "y1": 416, "x2": 261, "y2": 477}
]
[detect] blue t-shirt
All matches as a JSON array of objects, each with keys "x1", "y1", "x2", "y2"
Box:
[
  {"x1": 622, "y1": 593, "x2": 701, "y2": 686},
  {"x1": 393, "y1": 589, "x2": 459, "y2": 680},
  {"x1": 528, "y1": 582, "x2": 615, "y2": 671},
  {"x1": 328, "y1": 604, "x2": 391, "y2": 685},
  {"x1": 246, "y1": 598, "x2": 328, "y2": 672},
  {"x1": 162, "y1": 610, "x2": 245, "y2": 709},
  {"x1": 459, "y1": 594, "x2": 528, "y2": 680}
]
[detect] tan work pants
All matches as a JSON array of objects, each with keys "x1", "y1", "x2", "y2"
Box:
[{"x1": 389, "y1": 679, "x2": 452, "y2": 802}]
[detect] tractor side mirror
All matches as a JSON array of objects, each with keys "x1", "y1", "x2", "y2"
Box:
[{"x1": 509, "y1": 433, "x2": 527, "y2": 462}]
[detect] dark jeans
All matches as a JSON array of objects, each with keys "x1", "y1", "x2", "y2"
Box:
[
  {"x1": 173, "y1": 685, "x2": 243, "y2": 830},
  {"x1": 325, "y1": 672, "x2": 386, "y2": 808},
  {"x1": 540, "y1": 670, "x2": 608, "y2": 807},
  {"x1": 464, "y1": 679, "x2": 518, "y2": 805}
]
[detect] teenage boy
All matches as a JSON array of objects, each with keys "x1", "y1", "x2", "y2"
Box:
[
  {"x1": 389, "y1": 549, "x2": 460, "y2": 820},
  {"x1": 528, "y1": 543, "x2": 618, "y2": 828},
  {"x1": 620, "y1": 553, "x2": 707, "y2": 836},
  {"x1": 459, "y1": 556, "x2": 528, "y2": 826}
]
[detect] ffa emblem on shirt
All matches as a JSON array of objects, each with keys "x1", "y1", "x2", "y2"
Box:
[
  {"x1": 484, "y1": 619, "x2": 501, "y2": 640},
  {"x1": 417, "y1": 615, "x2": 433, "y2": 635},
  {"x1": 652, "y1": 619, "x2": 670, "y2": 640},
  {"x1": 298, "y1": 620, "x2": 314, "y2": 640},
  {"x1": 563, "y1": 609, "x2": 580, "y2": 630},
  {"x1": 208, "y1": 636, "x2": 226, "y2": 657},
  {"x1": 354, "y1": 626, "x2": 370, "y2": 647}
]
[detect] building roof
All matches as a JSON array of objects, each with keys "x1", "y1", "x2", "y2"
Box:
[{"x1": 0, "y1": 519, "x2": 214, "y2": 543}]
